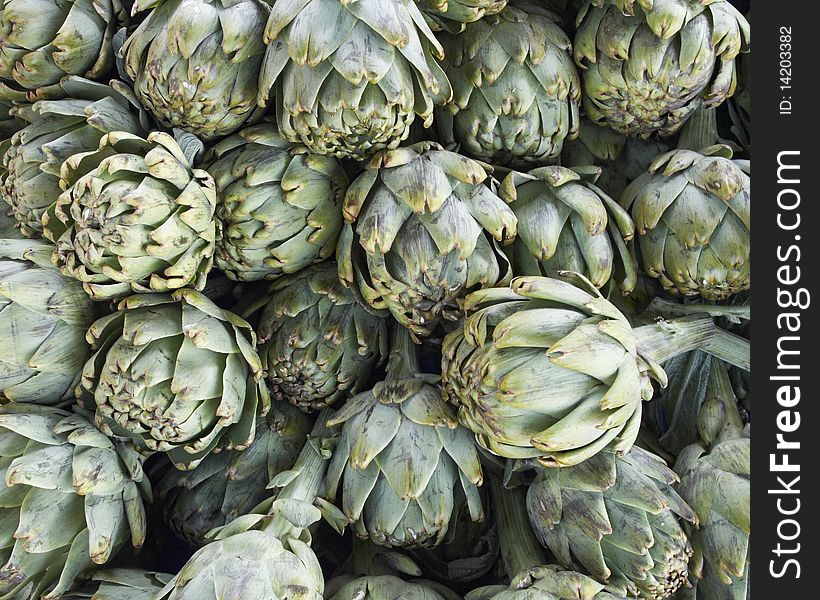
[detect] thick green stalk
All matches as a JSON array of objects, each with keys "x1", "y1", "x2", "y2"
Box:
[
  {"x1": 276, "y1": 407, "x2": 333, "y2": 504},
  {"x1": 704, "y1": 329, "x2": 750, "y2": 372},
  {"x1": 633, "y1": 315, "x2": 717, "y2": 364},
  {"x1": 488, "y1": 474, "x2": 546, "y2": 578},
  {"x1": 702, "y1": 360, "x2": 746, "y2": 446},
  {"x1": 385, "y1": 324, "x2": 421, "y2": 380},
  {"x1": 677, "y1": 106, "x2": 720, "y2": 151}
]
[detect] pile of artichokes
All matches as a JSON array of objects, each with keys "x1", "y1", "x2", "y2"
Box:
[{"x1": 0, "y1": 0, "x2": 751, "y2": 599}]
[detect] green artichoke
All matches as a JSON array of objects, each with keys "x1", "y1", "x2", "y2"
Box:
[
  {"x1": 258, "y1": 0, "x2": 452, "y2": 160},
  {"x1": 42, "y1": 131, "x2": 219, "y2": 300},
  {"x1": 325, "y1": 328, "x2": 484, "y2": 548},
  {"x1": 157, "y1": 411, "x2": 336, "y2": 600},
  {"x1": 207, "y1": 123, "x2": 347, "y2": 282},
  {"x1": 326, "y1": 575, "x2": 462, "y2": 600},
  {"x1": 0, "y1": 0, "x2": 125, "y2": 92},
  {"x1": 441, "y1": 275, "x2": 715, "y2": 467},
  {"x1": 499, "y1": 165, "x2": 636, "y2": 291},
  {"x1": 436, "y1": 2, "x2": 581, "y2": 166},
  {"x1": 337, "y1": 142, "x2": 516, "y2": 339},
  {"x1": 122, "y1": 0, "x2": 268, "y2": 140},
  {"x1": 574, "y1": 0, "x2": 750, "y2": 137},
  {"x1": 156, "y1": 401, "x2": 312, "y2": 546},
  {"x1": 468, "y1": 566, "x2": 628, "y2": 600},
  {"x1": 0, "y1": 405, "x2": 149, "y2": 600},
  {"x1": 1, "y1": 77, "x2": 151, "y2": 239},
  {"x1": 620, "y1": 146, "x2": 750, "y2": 300},
  {"x1": 416, "y1": 0, "x2": 508, "y2": 31},
  {"x1": 0, "y1": 238, "x2": 95, "y2": 404},
  {"x1": 245, "y1": 262, "x2": 388, "y2": 412},
  {"x1": 527, "y1": 447, "x2": 698, "y2": 600},
  {"x1": 59, "y1": 569, "x2": 173, "y2": 600},
  {"x1": 77, "y1": 289, "x2": 269, "y2": 470}
]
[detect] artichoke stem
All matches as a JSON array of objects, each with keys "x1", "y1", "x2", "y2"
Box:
[
  {"x1": 385, "y1": 325, "x2": 422, "y2": 380},
  {"x1": 488, "y1": 474, "x2": 546, "y2": 578},
  {"x1": 702, "y1": 360, "x2": 746, "y2": 446},
  {"x1": 677, "y1": 106, "x2": 720, "y2": 152},
  {"x1": 352, "y1": 536, "x2": 393, "y2": 576},
  {"x1": 199, "y1": 273, "x2": 236, "y2": 304},
  {"x1": 275, "y1": 407, "x2": 334, "y2": 506},
  {"x1": 633, "y1": 315, "x2": 717, "y2": 365},
  {"x1": 703, "y1": 329, "x2": 750, "y2": 372}
]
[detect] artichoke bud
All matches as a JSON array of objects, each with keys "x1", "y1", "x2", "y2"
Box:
[
  {"x1": 436, "y1": 1, "x2": 581, "y2": 167},
  {"x1": 207, "y1": 124, "x2": 348, "y2": 282},
  {"x1": 77, "y1": 289, "x2": 268, "y2": 470},
  {"x1": 326, "y1": 574, "x2": 461, "y2": 600},
  {"x1": 620, "y1": 146, "x2": 750, "y2": 300},
  {"x1": 41, "y1": 130, "x2": 220, "y2": 300},
  {"x1": 467, "y1": 565, "x2": 630, "y2": 600},
  {"x1": 0, "y1": 405, "x2": 150, "y2": 600},
  {"x1": 337, "y1": 142, "x2": 516, "y2": 339}
]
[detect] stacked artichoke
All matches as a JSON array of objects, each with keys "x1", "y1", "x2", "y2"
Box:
[{"x1": 0, "y1": 1, "x2": 752, "y2": 599}]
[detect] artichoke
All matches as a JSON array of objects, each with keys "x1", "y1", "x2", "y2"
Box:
[
  {"x1": 337, "y1": 142, "x2": 516, "y2": 339},
  {"x1": 42, "y1": 131, "x2": 219, "y2": 300},
  {"x1": 436, "y1": 1, "x2": 581, "y2": 166},
  {"x1": 620, "y1": 146, "x2": 750, "y2": 300},
  {"x1": 245, "y1": 262, "x2": 388, "y2": 412},
  {"x1": 258, "y1": 0, "x2": 452, "y2": 160},
  {"x1": 59, "y1": 569, "x2": 173, "y2": 600},
  {"x1": 1, "y1": 77, "x2": 151, "y2": 239},
  {"x1": 326, "y1": 575, "x2": 461, "y2": 600},
  {"x1": 574, "y1": 0, "x2": 750, "y2": 137},
  {"x1": 325, "y1": 327, "x2": 484, "y2": 548},
  {"x1": 468, "y1": 566, "x2": 628, "y2": 600},
  {"x1": 157, "y1": 401, "x2": 312, "y2": 547},
  {"x1": 0, "y1": 238, "x2": 95, "y2": 404},
  {"x1": 122, "y1": 0, "x2": 268, "y2": 140},
  {"x1": 0, "y1": 405, "x2": 149, "y2": 600},
  {"x1": 527, "y1": 447, "x2": 698, "y2": 600},
  {"x1": 499, "y1": 165, "x2": 636, "y2": 291},
  {"x1": 157, "y1": 411, "x2": 336, "y2": 600},
  {"x1": 207, "y1": 123, "x2": 347, "y2": 282},
  {"x1": 77, "y1": 289, "x2": 269, "y2": 470},
  {"x1": 417, "y1": 0, "x2": 508, "y2": 31},
  {"x1": 0, "y1": 0, "x2": 125, "y2": 92},
  {"x1": 441, "y1": 274, "x2": 716, "y2": 467}
]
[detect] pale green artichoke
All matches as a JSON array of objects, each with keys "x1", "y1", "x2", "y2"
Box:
[
  {"x1": 620, "y1": 146, "x2": 750, "y2": 300},
  {"x1": 258, "y1": 0, "x2": 452, "y2": 160},
  {"x1": 207, "y1": 123, "x2": 347, "y2": 281},
  {"x1": 157, "y1": 401, "x2": 312, "y2": 546},
  {"x1": 122, "y1": 0, "x2": 268, "y2": 140},
  {"x1": 246, "y1": 262, "x2": 388, "y2": 412},
  {"x1": 337, "y1": 142, "x2": 516, "y2": 339},
  {"x1": 0, "y1": 0, "x2": 125, "y2": 92},
  {"x1": 0, "y1": 238, "x2": 95, "y2": 404},
  {"x1": 499, "y1": 165, "x2": 636, "y2": 291},
  {"x1": 574, "y1": 0, "x2": 750, "y2": 137},
  {"x1": 326, "y1": 575, "x2": 461, "y2": 600},
  {"x1": 0, "y1": 405, "x2": 149, "y2": 600},
  {"x1": 59, "y1": 569, "x2": 173, "y2": 600},
  {"x1": 437, "y1": 1, "x2": 581, "y2": 166},
  {"x1": 325, "y1": 328, "x2": 484, "y2": 548},
  {"x1": 468, "y1": 566, "x2": 629, "y2": 600},
  {"x1": 527, "y1": 446, "x2": 698, "y2": 600},
  {"x1": 42, "y1": 131, "x2": 219, "y2": 300},
  {"x1": 441, "y1": 275, "x2": 715, "y2": 467},
  {"x1": 77, "y1": 289, "x2": 269, "y2": 470},
  {"x1": 1, "y1": 77, "x2": 151, "y2": 238}
]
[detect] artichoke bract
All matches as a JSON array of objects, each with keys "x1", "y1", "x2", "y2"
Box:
[
  {"x1": 59, "y1": 569, "x2": 172, "y2": 600},
  {"x1": 620, "y1": 146, "x2": 750, "y2": 300},
  {"x1": 436, "y1": 2, "x2": 581, "y2": 167},
  {"x1": 325, "y1": 328, "x2": 484, "y2": 549},
  {"x1": 157, "y1": 411, "x2": 335, "y2": 600},
  {"x1": 1, "y1": 77, "x2": 151, "y2": 239},
  {"x1": 245, "y1": 262, "x2": 388, "y2": 412},
  {"x1": 42, "y1": 131, "x2": 219, "y2": 301},
  {"x1": 258, "y1": 0, "x2": 452, "y2": 160},
  {"x1": 0, "y1": 405, "x2": 149, "y2": 600},
  {"x1": 337, "y1": 142, "x2": 516, "y2": 339},
  {"x1": 527, "y1": 447, "x2": 698, "y2": 600},
  {"x1": 77, "y1": 290, "x2": 269, "y2": 470},
  {"x1": 207, "y1": 124, "x2": 347, "y2": 282},
  {"x1": 574, "y1": 0, "x2": 750, "y2": 137},
  {"x1": 441, "y1": 274, "x2": 716, "y2": 467},
  {"x1": 0, "y1": 239, "x2": 95, "y2": 404},
  {"x1": 157, "y1": 401, "x2": 312, "y2": 546},
  {"x1": 0, "y1": 0, "x2": 125, "y2": 93},
  {"x1": 416, "y1": 0, "x2": 508, "y2": 31},
  {"x1": 123, "y1": 0, "x2": 268, "y2": 140},
  {"x1": 326, "y1": 575, "x2": 461, "y2": 600},
  {"x1": 500, "y1": 165, "x2": 637, "y2": 291}
]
